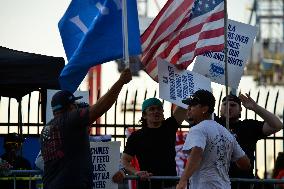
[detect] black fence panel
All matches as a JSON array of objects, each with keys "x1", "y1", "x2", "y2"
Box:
[{"x1": 0, "y1": 89, "x2": 283, "y2": 179}]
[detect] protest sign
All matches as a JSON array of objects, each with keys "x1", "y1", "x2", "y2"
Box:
[
  {"x1": 193, "y1": 19, "x2": 258, "y2": 89},
  {"x1": 90, "y1": 141, "x2": 120, "y2": 189},
  {"x1": 157, "y1": 58, "x2": 211, "y2": 109}
]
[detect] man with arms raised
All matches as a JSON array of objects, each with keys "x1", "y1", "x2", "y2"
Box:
[{"x1": 216, "y1": 93, "x2": 282, "y2": 189}]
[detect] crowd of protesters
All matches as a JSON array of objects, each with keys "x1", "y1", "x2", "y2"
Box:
[{"x1": 0, "y1": 69, "x2": 283, "y2": 189}]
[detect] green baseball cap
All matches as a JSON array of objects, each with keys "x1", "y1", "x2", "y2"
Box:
[{"x1": 142, "y1": 98, "x2": 163, "y2": 112}]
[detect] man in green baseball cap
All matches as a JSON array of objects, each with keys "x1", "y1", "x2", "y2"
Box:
[
  {"x1": 141, "y1": 97, "x2": 163, "y2": 112},
  {"x1": 113, "y1": 97, "x2": 187, "y2": 189}
]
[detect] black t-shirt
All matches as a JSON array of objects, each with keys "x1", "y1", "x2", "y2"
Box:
[
  {"x1": 216, "y1": 117, "x2": 266, "y2": 178},
  {"x1": 124, "y1": 116, "x2": 179, "y2": 189},
  {"x1": 41, "y1": 108, "x2": 92, "y2": 189}
]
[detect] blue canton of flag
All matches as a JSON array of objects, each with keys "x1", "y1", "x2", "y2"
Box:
[
  {"x1": 59, "y1": 0, "x2": 141, "y2": 92},
  {"x1": 191, "y1": 0, "x2": 223, "y2": 18}
]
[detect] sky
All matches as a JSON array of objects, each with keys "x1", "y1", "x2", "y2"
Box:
[
  {"x1": 0, "y1": 0, "x2": 253, "y2": 88},
  {"x1": 0, "y1": 0, "x2": 251, "y2": 56}
]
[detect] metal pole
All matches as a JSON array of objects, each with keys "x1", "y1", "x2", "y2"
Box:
[
  {"x1": 224, "y1": 0, "x2": 229, "y2": 130},
  {"x1": 122, "y1": 0, "x2": 130, "y2": 68},
  {"x1": 283, "y1": 0, "x2": 284, "y2": 41}
]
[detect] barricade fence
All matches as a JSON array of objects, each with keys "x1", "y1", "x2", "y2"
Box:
[
  {"x1": 123, "y1": 176, "x2": 284, "y2": 189},
  {"x1": 0, "y1": 88, "x2": 283, "y2": 179},
  {"x1": 2, "y1": 170, "x2": 284, "y2": 189},
  {"x1": 0, "y1": 170, "x2": 42, "y2": 189}
]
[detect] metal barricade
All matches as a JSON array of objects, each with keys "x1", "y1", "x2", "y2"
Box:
[
  {"x1": 231, "y1": 178, "x2": 284, "y2": 189},
  {"x1": 124, "y1": 175, "x2": 180, "y2": 189},
  {"x1": 124, "y1": 175, "x2": 284, "y2": 189},
  {"x1": 0, "y1": 170, "x2": 42, "y2": 189},
  {"x1": 2, "y1": 171, "x2": 284, "y2": 189}
]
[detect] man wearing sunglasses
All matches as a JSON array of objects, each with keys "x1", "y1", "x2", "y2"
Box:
[
  {"x1": 1, "y1": 133, "x2": 31, "y2": 170},
  {"x1": 177, "y1": 90, "x2": 250, "y2": 189},
  {"x1": 0, "y1": 132, "x2": 32, "y2": 189}
]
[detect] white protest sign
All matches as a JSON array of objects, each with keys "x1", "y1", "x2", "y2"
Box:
[
  {"x1": 46, "y1": 90, "x2": 89, "y2": 122},
  {"x1": 157, "y1": 58, "x2": 211, "y2": 109},
  {"x1": 193, "y1": 19, "x2": 258, "y2": 89},
  {"x1": 90, "y1": 141, "x2": 120, "y2": 189}
]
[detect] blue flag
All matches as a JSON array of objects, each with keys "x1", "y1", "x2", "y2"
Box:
[{"x1": 59, "y1": 0, "x2": 141, "y2": 92}]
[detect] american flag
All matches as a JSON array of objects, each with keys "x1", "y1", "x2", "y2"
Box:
[{"x1": 141, "y1": 0, "x2": 225, "y2": 81}]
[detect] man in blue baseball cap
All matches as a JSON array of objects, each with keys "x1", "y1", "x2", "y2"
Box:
[
  {"x1": 40, "y1": 68, "x2": 132, "y2": 189},
  {"x1": 50, "y1": 90, "x2": 83, "y2": 112},
  {"x1": 113, "y1": 97, "x2": 187, "y2": 189}
]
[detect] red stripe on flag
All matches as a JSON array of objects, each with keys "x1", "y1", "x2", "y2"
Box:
[
  {"x1": 142, "y1": 17, "x2": 189, "y2": 64},
  {"x1": 180, "y1": 28, "x2": 225, "y2": 54},
  {"x1": 199, "y1": 27, "x2": 224, "y2": 40},
  {"x1": 142, "y1": 0, "x2": 193, "y2": 52},
  {"x1": 141, "y1": 0, "x2": 193, "y2": 44},
  {"x1": 180, "y1": 44, "x2": 225, "y2": 68},
  {"x1": 141, "y1": 0, "x2": 174, "y2": 43},
  {"x1": 170, "y1": 51, "x2": 181, "y2": 64},
  {"x1": 180, "y1": 11, "x2": 224, "y2": 39},
  {"x1": 145, "y1": 57, "x2": 158, "y2": 74}
]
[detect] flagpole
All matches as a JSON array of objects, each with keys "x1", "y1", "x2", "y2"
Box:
[
  {"x1": 224, "y1": 0, "x2": 229, "y2": 130},
  {"x1": 122, "y1": 0, "x2": 130, "y2": 68}
]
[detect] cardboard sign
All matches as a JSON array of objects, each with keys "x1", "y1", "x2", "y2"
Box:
[
  {"x1": 90, "y1": 141, "x2": 120, "y2": 189},
  {"x1": 157, "y1": 58, "x2": 211, "y2": 109},
  {"x1": 193, "y1": 19, "x2": 258, "y2": 89}
]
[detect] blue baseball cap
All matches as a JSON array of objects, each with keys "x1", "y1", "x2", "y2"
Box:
[
  {"x1": 51, "y1": 90, "x2": 83, "y2": 112},
  {"x1": 142, "y1": 98, "x2": 163, "y2": 112}
]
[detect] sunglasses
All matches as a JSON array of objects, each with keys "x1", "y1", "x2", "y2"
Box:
[{"x1": 5, "y1": 141, "x2": 22, "y2": 148}]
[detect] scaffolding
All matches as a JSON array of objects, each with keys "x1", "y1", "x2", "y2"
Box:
[{"x1": 247, "y1": 0, "x2": 284, "y2": 85}]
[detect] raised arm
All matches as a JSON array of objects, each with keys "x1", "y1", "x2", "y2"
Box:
[
  {"x1": 89, "y1": 68, "x2": 132, "y2": 123},
  {"x1": 173, "y1": 106, "x2": 187, "y2": 125},
  {"x1": 239, "y1": 93, "x2": 282, "y2": 135}
]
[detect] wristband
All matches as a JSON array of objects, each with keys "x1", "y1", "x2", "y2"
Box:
[{"x1": 120, "y1": 167, "x2": 127, "y2": 175}]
